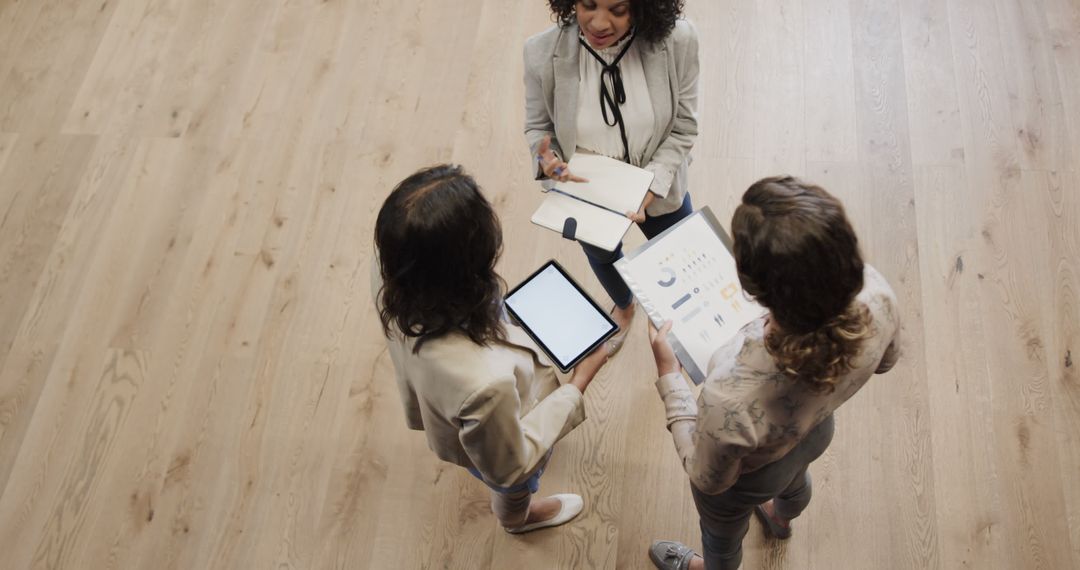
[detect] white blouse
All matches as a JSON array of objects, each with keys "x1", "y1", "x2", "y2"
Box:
[{"x1": 575, "y1": 32, "x2": 654, "y2": 166}]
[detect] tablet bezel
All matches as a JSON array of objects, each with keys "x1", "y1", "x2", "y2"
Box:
[{"x1": 505, "y1": 259, "x2": 619, "y2": 373}]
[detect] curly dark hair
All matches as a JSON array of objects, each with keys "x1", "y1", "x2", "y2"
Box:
[
  {"x1": 547, "y1": 0, "x2": 685, "y2": 44},
  {"x1": 374, "y1": 165, "x2": 507, "y2": 353},
  {"x1": 731, "y1": 176, "x2": 871, "y2": 391}
]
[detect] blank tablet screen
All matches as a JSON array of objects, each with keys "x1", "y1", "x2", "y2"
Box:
[{"x1": 505, "y1": 261, "x2": 618, "y2": 372}]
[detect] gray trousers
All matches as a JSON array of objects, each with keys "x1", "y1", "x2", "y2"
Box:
[{"x1": 692, "y1": 414, "x2": 836, "y2": 570}]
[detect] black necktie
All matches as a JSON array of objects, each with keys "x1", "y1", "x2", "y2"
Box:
[{"x1": 579, "y1": 32, "x2": 636, "y2": 163}]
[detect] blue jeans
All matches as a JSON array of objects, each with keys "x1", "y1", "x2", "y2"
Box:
[
  {"x1": 580, "y1": 193, "x2": 694, "y2": 308},
  {"x1": 693, "y1": 415, "x2": 835, "y2": 570},
  {"x1": 466, "y1": 451, "x2": 552, "y2": 527},
  {"x1": 466, "y1": 456, "x2": 548, "y2": 495}
]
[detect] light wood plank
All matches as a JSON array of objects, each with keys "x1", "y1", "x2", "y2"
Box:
[
  {"x1": 133, "y1": 0, "x2": 281, "y2": 139},
  {"x1": 803, "y1": 0, "x2": 857, "y2": 163},
  {"x1": 0, "y1": 132, "x2": 17, "y2": 173},
  {"x1": 913, "y1": 164, "x2": 1002, "y2": 569},
  {"x1": 0, "y1": 134, "x2": 139, "y2": 495},
  {"x1": 971, "y1": 168, "x2": 1074, "y2": 570},
  {"x1": 1041, "y1": 0, "x2": 1080, "y2": 170},
  {"x1": 29, "y1": 349, "x2": 149, "y2": 570},
  {"x1": 0, "y1": 0, "x2": 47, "y2": 91},
  {"x1": 992, "y1": 0, "x2": 1070, "y2": 172},
  {"x1": 752, "y1": 0, "x2": 806, "y2": 175},
  {"x1": 0, "y1": 136, "x2": 96, "y2": 361},
  {"x1": 1040, "y1": 169, "x2": 1080, "y2": 568},
  {"x1": 0, "y1": 1, "x2": 1076, "y2": 568},
  {"x1": 946, "y1": 0, "x2": 1022, "y2": 190},
  {"x1": 0, "y1": 0, "x2": 120, "y2": 133},
  {"x1": 899, "y1": 0, "x2": 966, "y2": 165},
  {"x1": 850, "y1": 1, "x2": 942, "y2": 568},
  {"x1": 692, "y1": 1, "x2": 755, "y2": 160},
  {"x1": 0, "y1": 138, "x2": 182, "y2": 567},
  {"x1": 61, "y1": 0, "x2": 186, "y2": 135}
]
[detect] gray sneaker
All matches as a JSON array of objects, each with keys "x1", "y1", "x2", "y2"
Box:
[{"x1": 649, "y1": 540, "x2": 698, "y2": 570}]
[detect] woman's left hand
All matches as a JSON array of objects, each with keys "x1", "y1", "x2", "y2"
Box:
[
  {"x1": 627, "y1": 192, "x2": 656, "y2": 224},
  {"x1": 648, "y1": 320, "x2": 680, "y2": 376}
]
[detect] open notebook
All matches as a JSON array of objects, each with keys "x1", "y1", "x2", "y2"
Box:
[{"x1": 530, "y1": 154, "x2": 654, "y2": 252}]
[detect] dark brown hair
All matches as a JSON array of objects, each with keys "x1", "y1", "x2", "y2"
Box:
[
  {"x1": 731, "y1": 176, "x2": 871, "y2": 391},
  {"x1": 547, "y1": 0, "x2": 685, "y2": 44},
  {"x1": 374, "y1": 165, "x2": 506, "y2": 353}
]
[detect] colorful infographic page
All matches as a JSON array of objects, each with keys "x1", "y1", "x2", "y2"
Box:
[{"x1": 616, "y1": 209, "x2": 766, "y2": 382}]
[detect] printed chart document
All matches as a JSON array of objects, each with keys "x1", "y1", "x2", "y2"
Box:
[
  {"x1": 615, "y1": 207, "x2": 766, "y2": 383},
  {"x1": 531, "y1": 154, "x2": 654, "y2": 252}
]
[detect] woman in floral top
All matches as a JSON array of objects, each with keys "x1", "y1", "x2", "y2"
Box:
[{"x1": 647, "y1": 176, "x2": 901, "y2": 570}]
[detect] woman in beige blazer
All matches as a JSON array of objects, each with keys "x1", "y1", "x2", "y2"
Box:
[
  {"x1": 524, "y1": 0, "x2": 699, "y2": 346},
  {"x1": 372, "y1": 164, "x2": 610, "y2": 533}
]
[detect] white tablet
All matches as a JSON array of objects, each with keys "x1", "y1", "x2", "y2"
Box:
[{"x1": 505, "y1": 260, "x2": 618, "y2": 372}]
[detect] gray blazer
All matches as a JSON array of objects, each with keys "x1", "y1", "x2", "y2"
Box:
[{"x1": 523, "y1": 20, "x2": 699, "y2": 216}]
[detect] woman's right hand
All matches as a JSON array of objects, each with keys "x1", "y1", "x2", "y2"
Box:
[
  {"x1": 648, "y1": 320, "x2": 680, "y2": 377},
  {"x1": 538, "y1": 135, "x2": 588, "y2": 183},
  {"x1": 569, "y1": 342, "x2": 610, "y2": 393}
]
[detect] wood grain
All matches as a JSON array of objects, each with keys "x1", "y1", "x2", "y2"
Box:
[
  {"x1": 0, "y1": 0, "x2": 1077, "y2": 568},
  {"x1": 898, "y1": 0, "x2": 966, "y2": 166},
  {"x1": 850, "y1": 0, "x2": 941, "y2": 567},
  {"x1": 752, "y1": 0, "x2": 806, "y2": 175}
]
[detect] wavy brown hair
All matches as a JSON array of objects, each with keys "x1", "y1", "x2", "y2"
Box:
[
  {"x1": 374, "y1": 165, "x2": 506, "y2": 353},
  {"x1": 547, "y1": 0, "x2": 685, "y2": 44},
  {"x1": 731, "y1": 176, "x2": 872, "y2": 392}
]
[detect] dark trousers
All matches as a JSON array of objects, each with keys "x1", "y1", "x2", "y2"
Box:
[
  {"x1": 580, "y1": 193, "x2": 693, "y2": 308},
  {"x1": 693, "y1": 415, "x2": 836, "y2": 570}
]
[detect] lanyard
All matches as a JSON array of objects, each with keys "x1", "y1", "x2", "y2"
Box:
[{"x1": 579, "y1": 32, "x2": 636, "y2": 163}]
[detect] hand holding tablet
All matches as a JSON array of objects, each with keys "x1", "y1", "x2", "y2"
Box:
[{"x1": 505, "y1": 260, "x2": 619, "y2": 374}]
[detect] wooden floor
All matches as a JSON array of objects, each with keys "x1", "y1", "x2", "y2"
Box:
[{"x1": 0, "y1": 0, "x2": 1077, "y2": 568}]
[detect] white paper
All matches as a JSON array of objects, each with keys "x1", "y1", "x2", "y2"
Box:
[
  {"x1": 558, "y1": 154, "x2": 655, "y2": 214},
  {"x1": 616, "y1": 209, "x2": 766, "y2": 383}
]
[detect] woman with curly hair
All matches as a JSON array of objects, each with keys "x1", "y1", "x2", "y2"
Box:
[
  {"x1": 524, "y1": 0, "x2": 698, "y2": 351},
  {"x1": 372, "y1": 164, "x2": 611, "y2": 533},
  {"x1": 646, "y1": 177, "x2": 902, "y2": 569}
]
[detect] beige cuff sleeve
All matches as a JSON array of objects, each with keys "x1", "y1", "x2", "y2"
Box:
[
  {"x1": 655, "y1": 372, "x2": 697, "y2": 428},
  {"x1": 645, "y1": 162, "x2": 675, "y2": 198}
]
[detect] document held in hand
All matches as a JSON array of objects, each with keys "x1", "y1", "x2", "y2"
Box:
[
  {"x1": 531, "y1": 154, "x2": 655, "y2": 252},
  {"x1": 615, "y1": 207, "x2": 767, "y2": 383}
]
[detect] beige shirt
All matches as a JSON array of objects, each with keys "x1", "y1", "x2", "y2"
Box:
[
  {"x1": 576, "y1": 33, "x2": 655, "y2": 164},
  {"x1": 372, "y1": 264, "x2": 586, "y2": 488},
  {"x1": 655, "y1": 265, "x2": 902, "y2": 495}
]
